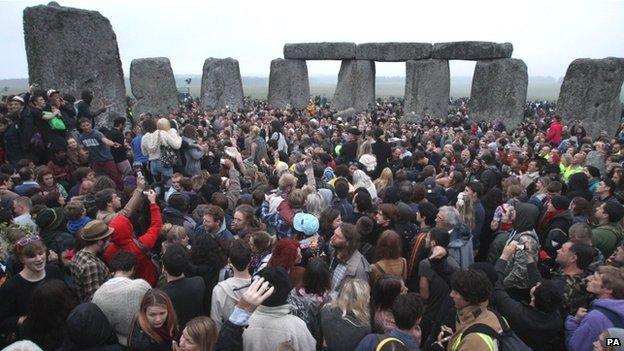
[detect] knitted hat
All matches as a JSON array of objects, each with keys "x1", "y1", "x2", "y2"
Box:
[
  {"x1": 35, "y1": 207, "x2": 64, "y2": 232},
  {"x1": 260, "y1": 267, "x2": 292, "y2": 307},
  {"x1": 551, "y1": 195, "x2": 570, "y2": 210}
]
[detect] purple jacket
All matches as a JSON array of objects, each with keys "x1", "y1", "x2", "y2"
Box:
[{"x1": 565, "y1": 298, "x2": 624, "y2": 351}]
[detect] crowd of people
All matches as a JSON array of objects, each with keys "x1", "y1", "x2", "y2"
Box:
[{"x1": 0, "y1": 84, "x2": 623, "y2": 351}]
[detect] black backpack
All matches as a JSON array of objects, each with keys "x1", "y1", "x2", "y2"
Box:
[{"x1": 462, "y1": 310, "x2": 532, "y2": 351}]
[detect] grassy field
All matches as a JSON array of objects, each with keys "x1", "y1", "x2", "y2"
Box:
[{"x1": 2, "y1": 78, "x2": 622, "y2": 102}]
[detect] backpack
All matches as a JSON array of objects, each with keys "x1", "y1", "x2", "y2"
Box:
[
  {"x1": 375, "y1": 335, "x2": 405, "y2": 351},
  {"x1": 448, "y1": 225, "x2": 474, "y2": 270},
  {"x1": 461, "y1": 310, "x2": 531, "y2": 351},
  {"x1": 159, "y1": 132, "x2": 180, "y2": 168}
]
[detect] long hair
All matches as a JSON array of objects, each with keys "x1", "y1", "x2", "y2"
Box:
[
  {"x1": 319, "y1": 208, "x2": 340, "y2": 239},
  {"x1": 456, "y1": 194, "x2": 476, "y2": 230},
  {"x1": 330, "y1": 278, "x2": 370, "y2": 327},
  {"x1": 374, "y1": 168, "x2": 394, "y2": 191},
  {"x1": 136, "y1": 289, "x2": 178, "y2": 343},
  {"x1": 234, "y1": 204, "x2": 263, "y2": 230},
  {"x1": 267, "y1": 239, "x2": 299, "y2": 271},
  {"x1": 184, "y1": 317, "x2": 218, "y2": 351}
]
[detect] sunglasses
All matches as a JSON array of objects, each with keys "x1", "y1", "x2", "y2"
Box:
[{"x1": 15, "y1": 235, "x2": 42, "y2": 253}]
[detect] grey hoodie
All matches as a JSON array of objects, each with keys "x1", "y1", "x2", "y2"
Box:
[{"x1": 210, "y1": 277, "x2": 252, "y2": 330}]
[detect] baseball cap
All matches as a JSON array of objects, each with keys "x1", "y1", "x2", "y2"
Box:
[{"x1": 293, "y1": 212, "x2": 319, "y2": 237}]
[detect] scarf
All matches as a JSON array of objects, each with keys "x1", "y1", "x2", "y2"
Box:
[
  {"x1": 154, "y1": 325, "x2": 176, "y2": 344},
  {"x1": 539, "y1": 208, "x2": 567, "y2": 231}
]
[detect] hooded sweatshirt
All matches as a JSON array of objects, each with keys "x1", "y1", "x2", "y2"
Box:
[
  {"x1": 103, "y1": 203, "x2": 163, "y2": 286},
  {"x1": 210, "y1": 277, "x2": 252, "y2": 330},
  {"x1": 61, "y1": 302, "x2": 122, "y2": 351},
  {"x1": 565, "y1": 298, "x2": 624, "y2": 351}
]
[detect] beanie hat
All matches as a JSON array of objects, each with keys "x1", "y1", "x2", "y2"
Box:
[
  {"x1": 551, "y1": 195, "x2": 570, "y2": 210},
  {"x1": 260, "y1": 267, "x2": 292, "y2": 307}
]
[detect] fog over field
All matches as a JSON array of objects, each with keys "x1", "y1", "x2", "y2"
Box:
[{"x1": 5, "y1": 75, "x2": 618, "y2": 102}]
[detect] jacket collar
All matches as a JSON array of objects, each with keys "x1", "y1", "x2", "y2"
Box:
[
  {"x1": 457, "y1": 302, "x2": 489, "y2": 325},
  {"x1": 255, "y1": 304, "x2": 292, "y2": 317}
]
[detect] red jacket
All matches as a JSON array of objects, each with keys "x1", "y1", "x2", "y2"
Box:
[
  {"x1": 547, "y1": 120, "x2": 563, "y2": 145},
  {"x1": 103, "y1": 203, "x2": 162, "y2": 286}
]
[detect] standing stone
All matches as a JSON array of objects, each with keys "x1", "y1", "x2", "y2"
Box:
[
  {"x1": 200, "y1": 58, "x2": 244, "y2": 111},
  {"x1": 404, "y1": 59, "x2": 450, "y2": 119},
  {"x1": 356, "y1": 43, "x2": 432, "y2": 61},
  {"x1": 268, "y1": 59, "x2": 310, "y2": 110},
  {"x1": 130, "y1": 58, "x2": 178, "y2": 116},
  {"x1": 469, "y1": 58, "x2": 528, "y2": 127},
  {"x1": 432, "y1": 41, "x2": 513, "y2": 60},
  {"x1": 557, "y1": 57, "x2": 624, "y2": 136},
  {"x1": 333, "y1": 60, "x2": 375, "y2": 111},
  {"x1": 284, "y1": 43, "x2": 356, "y2": 60},
  {"x1": 23, "y1": 2, "x2": 126, "y2": 127}
]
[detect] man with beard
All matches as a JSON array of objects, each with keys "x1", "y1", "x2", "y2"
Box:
[{"x1": 328, "y1": 222, "x2": 369, "y2": 293}]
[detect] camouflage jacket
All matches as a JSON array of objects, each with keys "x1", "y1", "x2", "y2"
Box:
[
  {"x1": 502, "y1": 230, "x2": 540, "y2": 290},
  {"x1": 552, "y1": 269, "x2": 593, "y2": 317}
]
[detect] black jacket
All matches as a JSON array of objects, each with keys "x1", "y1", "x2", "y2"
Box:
[{"x1": 491, "y1": 259, "x2": 564, "y2": 351}]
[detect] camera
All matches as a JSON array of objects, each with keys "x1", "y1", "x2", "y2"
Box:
[
  {"x1": 142, "y1": 191, "x2": 150, "y2": 196},
  {"x1": 517, "y1": 244, "x2": 525, "y2": 251}
]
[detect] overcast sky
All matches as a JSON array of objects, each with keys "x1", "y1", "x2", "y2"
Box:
[{"x1": 1, "y1": 0, "x2": 623, "y2": 80}]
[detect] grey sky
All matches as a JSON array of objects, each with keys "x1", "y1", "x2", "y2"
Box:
[{"x1": 1, "y1": 0, "x2": 623, "y2": 80}]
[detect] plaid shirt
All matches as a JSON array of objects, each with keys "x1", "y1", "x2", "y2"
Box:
[{"x1": 70, "y1": 249, "x2": 111, "y2": 302}]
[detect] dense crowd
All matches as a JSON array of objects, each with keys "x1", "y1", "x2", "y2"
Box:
[{"x1": 0, "y1": 85, "x2": 623, "y2": 351}]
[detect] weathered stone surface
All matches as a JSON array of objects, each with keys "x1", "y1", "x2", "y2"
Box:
[
  {"x1": 334, "y1": 107, "x2": 357, "y2": 121},
  {"x1": 557, "y1": 57, "x2": 624, "y2": 136},
  {"x1": 432, "y1": 41, "x2": 513, "y2": 60},
  {"x1": 130, "y1": 57, "x2": 177, "y2": 116},
  {"x1": 200, "y1": 58, "x2": 244, "y2": 110},
  {"x1": 284, "y1": 42, "x2": 356, "y2": 60},
  {"x1": 356, "y1": 43, "x2": 432, "y2": 61},
  {"x1": 469, "y1": 58, "x2": 528, "y2": 127},
  {"x1": 400, "y1": 112, "x2": 420, "y2": 124},
  {"x1": 23, "y1": 2, "x2": 126, "y2": 127},
  {"x1": 268, "y1": 59, "x2": 310, "y2": 110},
  {"x1": 333, "y1": 60, "x2": 375, "y2": 111},
  {"x1": 404, "y1": 59, "x2": 450, "y2": 118}
]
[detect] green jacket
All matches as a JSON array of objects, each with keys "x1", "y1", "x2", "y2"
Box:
[{"x1": 592, "y1": 222, "x2": 624, "y2": 258}]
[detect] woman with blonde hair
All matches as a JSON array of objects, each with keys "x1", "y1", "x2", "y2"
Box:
[
  {"x1": 320, "y1": 278, "x2": 371, "y2": 350},
  {"x1": 161, "y1": 224, "x2": 190, "y2": 252},
  {"x1": 141, "y1": 117, "x2": 182, "y2": 189},
  {"x1": 128, "y1": 289, "x2": 180, "y2": 350},
  {"x1": 373, "y1": 167, "x2": 393, "y2": 193},
  {"x1": 456, "y1": 192, "x2": 476, "y2": 232},
  {"x1": 174, "y1": 316, "x2": 218, "y2": 351}
]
